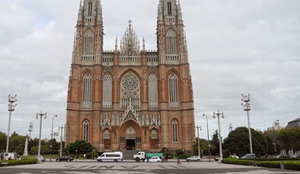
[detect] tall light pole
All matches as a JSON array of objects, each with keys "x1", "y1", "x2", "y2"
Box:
[
  {"x1": 196, "y1": 125, "x2": 202, "y2": 158},
  {"x1": 190, "y1": 121, "x2": 194, "y2": 153},
  {"x1": 36, "y1": 111, "x2": 47, "y2": 157},
  {"x1": 273, "y1": 120, "x2": 279, "y2": 130},
  {"x1": 203, "y1": 114, "x2": 211, "y2": 162},
  {"x1": 50, "y1": 115, "x2": 57, "y2": 162},
  {"x1": 58, "y1": 125, "x2": 64, "y2": 158},
  {"x1": 28, "y1": 122, "x2": 34, "y2": 140},
  {"x1": 213, "y1": 110, "x2": 224, "y2": 162},
  {"x1": 241, "y1": 94, "x2": 253, "y2": 154},
  {"x1": 6, "y1": 94, "x2": 17, "y2": 153}
]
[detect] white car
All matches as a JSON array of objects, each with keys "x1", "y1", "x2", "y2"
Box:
[
  {"x1": 186, "y1": 156, "x2": 200, "y2": 162},
  {"x1": 147, "y1": 156, "x2": 161, "y2": 163}
]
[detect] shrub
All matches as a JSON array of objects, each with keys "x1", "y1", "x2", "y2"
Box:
[{"x1": 4, "y1": 158, "x2": 37, "y2": 166}]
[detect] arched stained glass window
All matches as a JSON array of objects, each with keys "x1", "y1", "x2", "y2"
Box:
[
  {"x1": 172, "y1": 120, "x2": 178, "y2": 142},
  {"x1": 83, "y1": 120, "x2": 89, "y2": 142},
  {"x1": 103, "y1": 74, "x2": 112, "y2": 108},
  {"x1": 84, "y1": 30, "x2": 94, "y2": 55},
  {"x1": 169, "y1": 73, "x2": 178, "y2": 108},
  {"x1": 120, "y1": 72, "x2": 140, "y2": 109},
  {"x1": 82, "y1": 73, "x2": 92, "y2": 108},
  {"x1": 167, "y1": 30, "x2": 176, "y2": 54},
  {"x1": 148, "y1": 74, "x2": 158, "y2": 109}
]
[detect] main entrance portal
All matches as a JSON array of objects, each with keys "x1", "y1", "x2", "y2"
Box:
[{"x1": 126, "y1": 139, "x2": 135, "y2": 150}]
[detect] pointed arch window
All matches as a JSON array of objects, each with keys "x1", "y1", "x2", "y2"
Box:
[
  {"x1": 83, "y1": 120, "x2": 89, "y2": 142},
  {"x1": 148, "y1": 73, "x2": 158, "y2": 109},
  {"x1": 103, "y1": 74, "x2": 112, "y2": 109},
  {"x1": 88, "y1": 0, "x2": 93, "y2": 16},
  {"x1": 167, "y1": 30, "x2": 177, "y2": 55},
  {"x1": 82, "y1": 73, "x2": 92, "y2": 108},
  {"x1": 120, "y1": 72, "x2": 140, "y2": 109},
  {"x1": 167, "y1": 2, "x2": 172, "y2": 16},
  {"x1": 172, "y1": 120, "x2": 178, "y2": 142},
  {"x1": 169, "y1": 73, "x2": 178, "y2": 108},
  {"x1": 84, "y1": 30, "x2": 94, "y2": 55}
]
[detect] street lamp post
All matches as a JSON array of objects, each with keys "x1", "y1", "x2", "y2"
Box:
[
  {"x1": 241, "y1": 94, "x2": 253, "y2": 155},
  {"x1": 50, "y1": 115, "x2": 57, "y2": 162},
  {"x1": 28, "y1": 122, "x2": 34, "y2": 140},
  {"x1": 196, "y1": 125, "x2": 202, "y2": 158},
  {"x1": 6, "y1": 94, "x2": 17, "y2": 153},
  {"x1": 190, "y1": 121, "x2": 194, "y2": 153},
  {"x1": 273, "y1": 120, "x2": 279, "y2": 130},
  {"x1": 36, "y1": 111, "x2": 47, "y2": 157},
  {"x1": 58, "y1": 125, "x2": 64, "y2": 158},
  {"x1": 213, "y1": 110, "x2": 224, "y2": 162},
  {"x1": 76, "y1": 150, "x2": 78, "y2": 161},
  {"x1": 203, "y1": 114, "x2": 211, "y2": 162}
]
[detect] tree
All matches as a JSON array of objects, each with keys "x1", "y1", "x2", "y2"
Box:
[
  {"x1": 277, "y1": 127, "x2": 300, "y2": 154},
  {"x1": 0, "y1": 132, "x2": 7, "y2": 152},
  {"x1": 263, "y1": 129, "x2": 280, "y2": 155},
  {"x1": 69, "y1": 140, "x2": 93, "y2": 155},
  {"x1": 223, "y1": 127, "x2": 267, "y2": 157},
  {"x1": 10, "y1": 134, "x2": 26, "y2": 155},
  {"x1": 210, "y1": 130, "x2": 220, "y2": 156}
]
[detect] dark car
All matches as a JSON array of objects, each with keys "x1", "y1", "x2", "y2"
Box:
[{"x1": 56, "y1": 156, "x2": 73, "y2": 162}]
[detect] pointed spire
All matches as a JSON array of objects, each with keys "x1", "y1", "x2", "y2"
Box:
[
  {"x1": 77, "y1": 0, "x2": 83, "y2": 22},
  {"x1": 178, "y1": 0, "x2": 183, "y2": 21},
  {"x1": 143, "y1": 37, "x2": 145, "y2": 51},
  {"x1": 115, "y1": 37, "x2": 118, "y2": 51},
  {"x1": 97, "y1": 0, "x2": 103, "y2": 23}
]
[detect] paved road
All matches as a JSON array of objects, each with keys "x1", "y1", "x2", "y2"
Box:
[{"x1": 0, "y1": 159, "x2": 299, "y2": 174}]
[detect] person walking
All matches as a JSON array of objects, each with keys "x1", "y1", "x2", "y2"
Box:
[{"x1": 177, "y1": 157, "x2": 181, "y2": 164}]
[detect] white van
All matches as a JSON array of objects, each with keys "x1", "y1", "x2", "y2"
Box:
[
  {"x1": 2, "y1": 153, "x2": 17, "y2": 160},
  {"x1": 97, "y1": 151, "x2": 123, "y2": 162}
]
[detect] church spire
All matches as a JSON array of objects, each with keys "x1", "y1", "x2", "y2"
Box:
[{"x1": 156, "y1": 0, "x2": 188, "y2": 63}]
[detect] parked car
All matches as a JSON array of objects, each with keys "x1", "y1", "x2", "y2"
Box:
[
  {"x1": 290, "y1": 154, "x2": 300, "y2": 158},
  {"x1": 229, "y1": 154, "x2": 239, "y2": 159},
  {"x1": 240, "y1": 153, "x2": 256, "y2": 159},
  {"x1": 33, "y1": 156, "x2": 45, "y2": 162},
  {"x1": 146, "y1": 156, "x2": 161, "y2": 163},
  {"x1": 276, "y1": 154, "x2": 289, "y2": 158},
  {"x1": 56, "y1": 156, "x2": 73, "y2": 162},
  {"x1": 186, "y1": 156, "x2": 200, "y2": 162}
]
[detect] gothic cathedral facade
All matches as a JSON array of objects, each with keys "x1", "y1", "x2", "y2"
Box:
[{"x1": 66, "y1": 0, "x2": 195, "y2": 152}]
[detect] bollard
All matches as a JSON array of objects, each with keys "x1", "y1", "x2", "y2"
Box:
[{"x1": 280, "y1": 162, "x2": 285, "y2": 169}]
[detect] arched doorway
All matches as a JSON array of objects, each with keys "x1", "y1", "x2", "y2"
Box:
[
  {"x1": 103, "y1": 129, "x2": 111, "y2": 150},
  {"x1": 125, "y1": 126, "x2": 135, "y2": 150},
  {"x1": 119, "y1": 121, "x2": 141, "y2": 150},
  {"x1": 150, "y1": 129, "x2": 158, "y2": 149}
]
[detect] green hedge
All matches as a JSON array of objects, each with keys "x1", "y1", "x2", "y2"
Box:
[
  {"x1": 222, "y1": 158, "x2": 300, "y2": 170},
  {"x1": 2, "y1": 158, "x2": 37, "y2": 166}
]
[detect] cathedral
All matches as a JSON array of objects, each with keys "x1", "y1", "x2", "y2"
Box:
[{"x1": 66, "y1": 0, "x2": 195, "y2": 153}]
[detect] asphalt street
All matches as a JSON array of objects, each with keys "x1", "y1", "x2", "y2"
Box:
[{"x1": 0, "y1": 159, "x2": 299, "y2": 174}]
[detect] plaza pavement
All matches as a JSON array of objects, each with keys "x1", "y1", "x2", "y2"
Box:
[{"x1": 4, "y1": 159, "x2": 300, "y2": 174}]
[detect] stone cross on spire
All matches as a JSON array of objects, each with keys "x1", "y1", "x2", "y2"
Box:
[{"x1": 128, "y1": 19, "x2": 132, "y2": 28}]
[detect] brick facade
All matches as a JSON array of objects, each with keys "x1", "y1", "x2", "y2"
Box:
[{"x1": 66, "y1": 0, "x2": 195, "y2": 152}]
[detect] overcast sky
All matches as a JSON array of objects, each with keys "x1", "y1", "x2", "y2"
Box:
[{"x1": 0, "y1": 0, "x2": 299, "y2": 141}]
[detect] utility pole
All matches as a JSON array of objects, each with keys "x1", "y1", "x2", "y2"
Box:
[
  {"x1": 6, "y1": 94, "x2": 17, "y2": 153},
  {"x1": 241, "y1": 94, "x2": 253, "y2": 154},
  {"x1": 203, "y1": 114, "x2": 211, "y2": 162},
  {"x1": 213, "y1": 110, "x2": 224, "y2": 162},
  {"x1": 28, "y1": 122, "x2": 34, "y2": 140},
  {"x1": 58, "y1": 125, "x2": 65, "y2": 158},
  {"x1": 50, "y1": 115, "x2": 57, "y2": 162},
  {"x1": 36, "y1": 111, "x2": 47, "y2": 157},
  {"x1": 196, "y1": 125, "x2": 202, "y2": 158}
]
